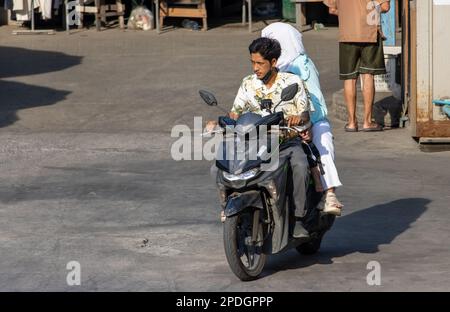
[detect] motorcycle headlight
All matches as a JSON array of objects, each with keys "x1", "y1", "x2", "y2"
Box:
[{"x1": 223, "y1": 168, "x2": 260, "y2": 181}]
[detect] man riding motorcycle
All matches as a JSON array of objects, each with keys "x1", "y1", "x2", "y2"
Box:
[{"x1": 206, "y1": 37, "x2": 312, "y2": 238}]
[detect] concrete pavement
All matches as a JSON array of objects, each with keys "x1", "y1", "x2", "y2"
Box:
[{"x1": 0, "y1": 24, "x2": 449, "y2": 291}]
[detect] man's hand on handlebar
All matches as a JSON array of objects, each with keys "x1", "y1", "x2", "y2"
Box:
[
  {"x1": 286, "y1": 115, "x2": 301, "y2": 127},
  {"x1": 205, "y1": 111, "x2": 239, "y2": 133},
  {"x1": 205, "y1": 120, "x2": 218, "y2": 132},
  {"x1": 229, "y1": 112, "x2": 239, "y2": 120}
]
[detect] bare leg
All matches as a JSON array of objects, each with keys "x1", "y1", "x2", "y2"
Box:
[
  {"x1": 361, "y1": 73, "x2": 377, "y2": 128},
  {"x1": 344, "y1": 78, "x2": 358, "y2": 129}
]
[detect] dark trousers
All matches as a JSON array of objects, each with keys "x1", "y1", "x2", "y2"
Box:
[{"x1": 279, "y1": 144, "x2": 309, "y2": 217}]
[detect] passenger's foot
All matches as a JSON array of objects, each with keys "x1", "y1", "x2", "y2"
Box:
[
  {"x1": 323, "y1": 192, "x2": 343, "y2": 216},
  {"x1": 293, "y1": 221, "x2": 310, "y2": 239}
]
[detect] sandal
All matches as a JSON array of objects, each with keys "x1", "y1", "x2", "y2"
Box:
[
  {"x1": 323, "y1": 192, "x2": 343, "y2": 216},
  {"x1": 344, "y1": 124, "x2": 358, "y2": 132},
  {"x1": 362, "y1": 123, "x2": 383, "y2": 132}
]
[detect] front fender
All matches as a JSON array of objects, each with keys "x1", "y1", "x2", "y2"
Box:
[{"x1": 224, "y1": 191, "x2": 264, "y2": 217}]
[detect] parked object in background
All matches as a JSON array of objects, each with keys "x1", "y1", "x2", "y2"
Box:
[
  {"x1": 254, "y1": 1, "x2": 278, "y2": 17},
  {"x1": 290, "y1": 0, "x2": 323, "y2": 31},
  {"x1": 181, "y1": 18, "x2": 199, "y2": 30},
  {"x1": 312, "y1": 22, "x2": 325, "y2": 31},
  {"x1": 76, "y1": 0, "x2": 125, "y2": 31},
  {"x1": 9, "y1": 0, "x2": 56, "y2": 34},
  {"x1": 282, "y1": 0, "x2": 296, "y2": 21},
  {"x1": 127, "y1": 6, "x2": 154, "y2": 30},
  {"x1": 433, "y1": 99, "x2": 450, "y2": 106},
  {"x1": 433, "y1": 99, "x2": 450, "y2": 119},
  {"x1": 157, "y1": 0, "x2": 207, "y2": 32}
]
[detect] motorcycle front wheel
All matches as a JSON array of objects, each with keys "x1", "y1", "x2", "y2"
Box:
[{"x1": 223, "y1": 209, "x2": 266, "y2": 281}]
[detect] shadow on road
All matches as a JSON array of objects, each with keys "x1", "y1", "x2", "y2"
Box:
[
  {"x1": 0, "y1": 80, "x2": 71, "y2": 128},
  {"x1": 0, "y1": 47, "x2": 82, "y2": 128},
  {"x1": 262, "y1": 198, "x2": 429, "y2": 276},
  {"x1": 0, "y1": 47, "x2": 82, "y2": 79}
]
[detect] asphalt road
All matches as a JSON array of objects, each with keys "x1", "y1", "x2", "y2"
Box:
[{"x1": 0, "y1": 25, "x2": 449, "y2": 291}]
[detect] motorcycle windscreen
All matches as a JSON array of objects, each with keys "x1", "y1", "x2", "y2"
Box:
[{"x1": 216, "y1": 134, "x2": 267, "y2": 174}]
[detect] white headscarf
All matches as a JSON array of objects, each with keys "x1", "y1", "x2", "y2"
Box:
[{"x1": 261, "y1": 22, "x2": 306, "y2": 72}]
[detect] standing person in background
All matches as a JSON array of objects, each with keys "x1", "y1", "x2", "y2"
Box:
[{"x1": 323, "y1": 0, "x2": 391, "y2": 132}]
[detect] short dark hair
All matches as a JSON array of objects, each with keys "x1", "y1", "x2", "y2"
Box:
[{"x1": 248, "y1": 37, "x2": 281, "y2": 62}]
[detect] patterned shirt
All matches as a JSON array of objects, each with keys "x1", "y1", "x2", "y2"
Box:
[{"x1": 232, "y1": 72, "x2": 311, "y2": 117}]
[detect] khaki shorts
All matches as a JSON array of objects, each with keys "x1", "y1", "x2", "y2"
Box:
[{"x1": 339, "y1": 35, "x2": 386, "y2": 80}]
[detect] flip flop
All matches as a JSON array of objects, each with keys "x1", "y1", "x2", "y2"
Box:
[
  {"x1": 344, "y1": 124, "x2": 358, "y2": 132},
  {"x1": 362, "y1": 124, "x2": 383, "y2": 132}
]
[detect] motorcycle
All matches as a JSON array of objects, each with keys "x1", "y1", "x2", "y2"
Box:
[{"x1": 200, "y1": 84, "x2": 336, "y2": 281}]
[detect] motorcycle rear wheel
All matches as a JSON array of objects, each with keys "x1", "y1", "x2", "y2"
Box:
[
  {"x1": 223, "y1": 210, "x2": 266, "y2": 281},
  {"x1": 297, "y1": 213, "x2": 336, "y2": 255}
]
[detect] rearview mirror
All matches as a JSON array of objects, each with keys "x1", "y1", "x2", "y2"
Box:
[
  {"x1": 280, "y1": 83, "x2": 298, "y2": 102},
  {"x1": 199, "y1": 90, "x2": 218, "y2": 106}
]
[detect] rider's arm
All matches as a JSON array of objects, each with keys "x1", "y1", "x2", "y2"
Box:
[
  {"x1": 293, "y1": 78, "x2": 310, "y2": 117},
  {"x1": 285, "y1": 78, "x2": 310, "y2": 127},
  {"x1": 206, "y1": 79, "x2": 246, "y2": 131},
  {"x1": 231, "y1": 81, "x2": 248, "y2": 118}
]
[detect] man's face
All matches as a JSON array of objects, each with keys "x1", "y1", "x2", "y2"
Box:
[{"x1": 251, "y1": 53, "x2": 276, "y2": 80}]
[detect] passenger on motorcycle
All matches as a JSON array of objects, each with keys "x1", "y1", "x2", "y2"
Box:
[{"x1": 262, "y1": 22, "x2": 344, "y2": 216}]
